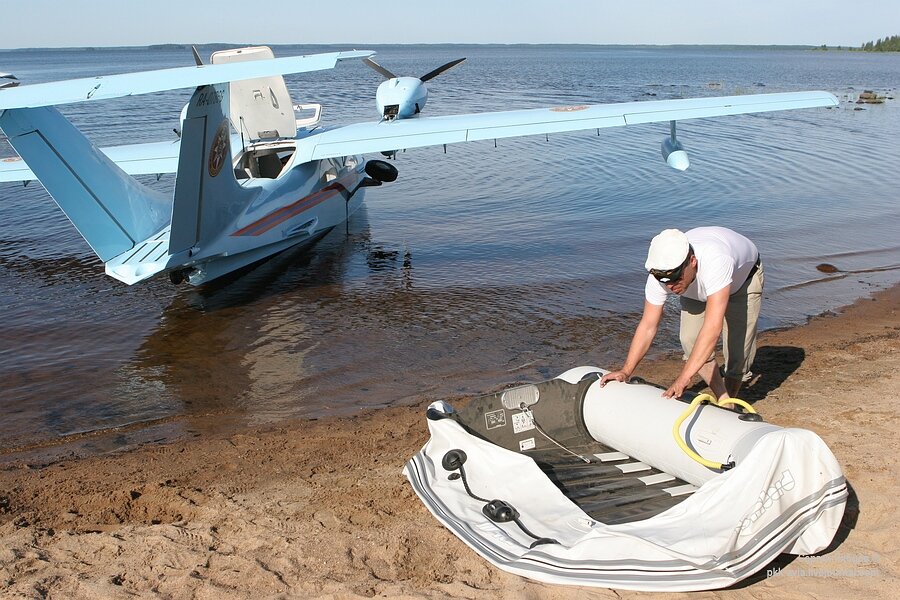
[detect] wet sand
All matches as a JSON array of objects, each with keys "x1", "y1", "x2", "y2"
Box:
[{"x1": 1, "y1": 286, "x2": 898, "y2": 599}]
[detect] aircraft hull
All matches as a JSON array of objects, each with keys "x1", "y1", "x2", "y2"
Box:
[{"x1": 174, "y1": 161, "x2": 368, "y2": 286}]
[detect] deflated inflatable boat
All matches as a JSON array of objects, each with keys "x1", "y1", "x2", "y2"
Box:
[{"x1": 404, "y1": 367, "x2": 847, "y2": 591}]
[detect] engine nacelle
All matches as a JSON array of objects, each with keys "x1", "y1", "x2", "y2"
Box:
[{"x1": 376, "y1": 77, "x2": 428, "y2": 120}]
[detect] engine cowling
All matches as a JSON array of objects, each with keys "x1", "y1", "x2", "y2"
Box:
[{"x1": 375, "y1": 77, "x2": 428, "y2": 120}]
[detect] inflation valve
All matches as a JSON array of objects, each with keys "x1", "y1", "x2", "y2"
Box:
[{"x1": 441, "y1": 449, "x2": 558, "y2": 548}]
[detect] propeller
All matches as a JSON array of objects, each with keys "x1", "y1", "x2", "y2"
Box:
[
  {"x1": 0, "y1": 72, "x2": 19, "y2": 90},
  {"x1": 362, "y1": 58, "x2": 396, "y2": 80},
  {"x1": 363, "y1": 57, "x2": 466, "y2": 120},
  {"x1": 419, "y1": 58, "x2": 467, "y2": 82},
  {"x1": 363, "y1": 57, "x2": 466, "y2": 83}
]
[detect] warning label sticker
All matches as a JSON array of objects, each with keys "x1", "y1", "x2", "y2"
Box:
[
  {"x1": 485, "y1": 409, "x2": 506, "y2": 430},
  {"x1": 512, "y1": 411, "x2": 535, "y2": 434}
]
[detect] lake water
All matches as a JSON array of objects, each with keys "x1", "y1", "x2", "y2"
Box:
[{"x1": 1, "y1": 44, "x2": 898, "y2": 455}]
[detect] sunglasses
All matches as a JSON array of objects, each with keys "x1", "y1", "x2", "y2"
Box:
[{"x1": 650, "y1": 252, "x2": 692, "y2": 284}]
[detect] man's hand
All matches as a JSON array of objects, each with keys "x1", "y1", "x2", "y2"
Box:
[
  {"x1": 663, "y1": 375, "x2": 692, "y2": 398},
  {"x1": 599, "y1": 370, "x2": 630, "y2": 387}
]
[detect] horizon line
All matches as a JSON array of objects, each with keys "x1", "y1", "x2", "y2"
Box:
[{"x1": 1, "y1": 41, "x2": 865, "y2": 52}]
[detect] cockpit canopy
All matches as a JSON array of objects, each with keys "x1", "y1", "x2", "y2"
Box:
[{"x1": 211, "y1": 46, "x2": 297, "y2": 142}]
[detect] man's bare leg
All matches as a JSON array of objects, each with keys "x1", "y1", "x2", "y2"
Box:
[
  {"x1": 697, "y1": 360, "x2": 729, "y2": 401},
  {"x1": 724, "y1": 376, "x2": 743, "y2": 399}
]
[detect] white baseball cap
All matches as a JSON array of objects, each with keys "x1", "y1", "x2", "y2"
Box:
[{"x1": 645, "y1": 229, "x2": 690, "y2": 271}]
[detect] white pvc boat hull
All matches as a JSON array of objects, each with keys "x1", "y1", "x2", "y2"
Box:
[{"x1": 404, "y1": 367, "x2": 847, "y2": 591}]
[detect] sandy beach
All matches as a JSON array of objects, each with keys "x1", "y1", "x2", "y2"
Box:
[{"x1": 1, "y1": 285, "x2": 897, "y2": 599}]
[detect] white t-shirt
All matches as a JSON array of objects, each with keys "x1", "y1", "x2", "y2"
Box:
[{"x1": 645, "y1": 227, "x2": 759, "y2": 305}]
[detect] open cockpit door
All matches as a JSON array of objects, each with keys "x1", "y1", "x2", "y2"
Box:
[{"x1": 211, "y1": 46, "x2": 297, "y2": 142}]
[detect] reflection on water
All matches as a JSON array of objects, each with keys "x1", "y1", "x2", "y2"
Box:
[
  {"x1": 1, "y1": 45, "x2": 899, "y2": 453},
  {"x1": 126, "y1": 208, "x2": 645, "y2": 431}
]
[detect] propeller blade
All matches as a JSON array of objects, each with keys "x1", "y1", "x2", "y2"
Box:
[
  {"x1": 0, "y1": 73, "x2": 19, "y2": 89},
  {"x1": 363, "y1": 57, "x2": 397, "y2": 80},
  {"x1": 191, "y1": 45, "x2": 204, "y2": 66},
  {"x1": 419, "y1": 58, "x2": 466, "y2": 83}
]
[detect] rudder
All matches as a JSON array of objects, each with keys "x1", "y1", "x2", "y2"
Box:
[{"x1": 169, "y1": 83, "x2": 245, "y2": 255}]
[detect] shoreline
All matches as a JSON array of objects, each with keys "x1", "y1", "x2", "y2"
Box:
[
  {"x1": 1, "y1": 285, "x2": 898, "y2": 598},
  {"x1": 3, "y1": 276, "x2": 896, "y2": 467}
]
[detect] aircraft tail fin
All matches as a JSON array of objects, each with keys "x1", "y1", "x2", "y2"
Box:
[
  {"x1": 0, "y1": 107, "x2": 170, "y2": 262},
  {"x1": 169, "y1": 83, "x2": 244, "y2": 256}
]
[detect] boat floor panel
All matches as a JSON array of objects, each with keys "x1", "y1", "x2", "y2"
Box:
[
  {"x1": 453, "y1": 377, "x2": 693, "y2": 526},
  {"x1": 528, "y1": 443, "x2": 692, "y2": 525}
]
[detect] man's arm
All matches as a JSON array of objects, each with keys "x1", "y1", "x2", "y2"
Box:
[
  {"x1": 600, "y1": 300, "x2": 664, "y2": 386},
  {"x1": 663, "y1": 287, "x2": 730, "y2": 398}
]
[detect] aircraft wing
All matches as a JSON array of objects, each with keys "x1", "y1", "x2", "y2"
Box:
[
  {"x1": 0, "y1": 139, "x2": 181, "y2": 182},
  {"x1": 0, "y1": 50, "x2": 373, "y2": 109},
  {"x1": 2, "y1": 90, "x2": 837, "y2": 182},
  {"x1": 302, "y1": 91, "x2": 838, "y2": 160}
]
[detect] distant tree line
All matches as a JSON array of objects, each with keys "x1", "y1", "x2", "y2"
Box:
[
  {"x1": 815, "y1": 35, "x2": 899, "y2": 52},
  {"x1": 860, "y1": 35, "x2": 900, "y2": 52}
]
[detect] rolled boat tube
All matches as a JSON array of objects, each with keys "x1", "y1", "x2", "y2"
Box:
[{"x1": 573, "y1": 369, "x2": 780, "y2": 486}]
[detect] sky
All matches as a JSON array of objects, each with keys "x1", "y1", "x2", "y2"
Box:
[{"x1": 1, "y1": 0, "x2": 897, "y2": 49}]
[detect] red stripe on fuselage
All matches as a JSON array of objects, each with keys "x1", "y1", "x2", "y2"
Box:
[{"x1": 231, "y1": 171, "x2": 360, "y2": 237}]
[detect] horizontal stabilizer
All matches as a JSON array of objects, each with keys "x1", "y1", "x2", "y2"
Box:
[
  {"x1": 0, "y1": 50, "x2": 373, "y2": 109},
  {"x1": 0, "y1": 139, "x2": 181, "y2": 182},
  {"x1": 301, "y1": 91, "x2": 838, "y2": 160},
  {"x1": 104, "y1": 227, "x2": 172, "y2": 285}
]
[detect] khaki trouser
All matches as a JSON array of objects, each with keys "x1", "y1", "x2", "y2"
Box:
[{"x1": 678, "y1": 263, "x2": 765, "y2": 379}]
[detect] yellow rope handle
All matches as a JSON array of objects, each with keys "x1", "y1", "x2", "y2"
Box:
[
  {"x1": 671, "y1": 393, "x2": 758, "y2": 471},
  {"x1": 715, "y1": 397, "x2": 757, "y2": 414}
]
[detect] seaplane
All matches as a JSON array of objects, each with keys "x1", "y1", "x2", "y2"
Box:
[{"x1": 0, "y1": 46, "x2": 837, "y2": 286}]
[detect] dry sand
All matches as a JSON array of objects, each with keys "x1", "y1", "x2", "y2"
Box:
[{"x1": 1, "y1": 286, "x2": 898, "y2": 599}]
